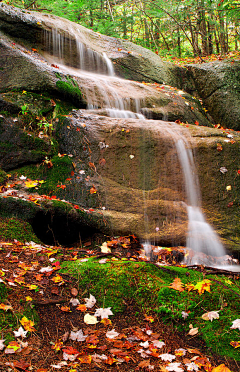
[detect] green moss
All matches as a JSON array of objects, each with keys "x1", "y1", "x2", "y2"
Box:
[
  {"x1": 56, "y1": 76, "x2": 82, "y2": 104},
  {"x1": 0, "y1": 283, "x2": 39, "y2": 344},
  {"x1": 61, "y1": 260, "x2": 240, "y2": 361},
  {"x1": 0, "y1": 217, "x2": 41, "y2": 243},
  {"x1": 12, "y1": 155, "x2": 74, "y2": 197}
]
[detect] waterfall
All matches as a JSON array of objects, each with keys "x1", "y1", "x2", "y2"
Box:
[
  {"x1": 43, "y1": 29, "x2": 144, "y2": 117},
  {"x1": 175, "y1": 139, "x2": 226, "y2": 265},
  {"x1": 43, "y1": 27, "x2": 230, "y2": 266}
]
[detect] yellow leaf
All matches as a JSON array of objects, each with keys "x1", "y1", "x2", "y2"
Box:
[
  {"x1": 25, "y1": 180, "x2": 38, "y2": 188},
  {"x1": 52, "y1": 340, "x2": 63, "y2": 351},
  {"x1": 51, "y1": 274, "x2": 64, "y2": 284},
  {"x1": 26, "y1": 296, "x2": 33, "y2": 302},
  {"x1": 194, "y1": 279, "x2": 211, "y2": 295},
  {"x1": 20, "y1": 316, "x2": 36, "y2": 332},
  {"x1": 26, "y1": 284, "x2": 38, "y2": 290}
]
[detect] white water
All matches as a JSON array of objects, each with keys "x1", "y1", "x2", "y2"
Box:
[
  {"x1": 43, "y1": 27, "x2": 234, "y2": 266},
  {"x1": 175, "y1": 139, "x2": 226, "y2": 265},
  {"x1": 43, "y1": 28, "x2": 144, "y2": 118}
]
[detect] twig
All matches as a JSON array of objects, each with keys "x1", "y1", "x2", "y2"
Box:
[{"x1": 33, "y1": 298, "x2": 67, "y2": 306}]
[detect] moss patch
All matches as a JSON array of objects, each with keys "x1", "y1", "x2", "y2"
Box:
[
  {"x1": 56, "y1": 75, "x2": 83, "y2": 105},
  {"x1": 0, "y1": 217, "x2": 41, "y2": 243},
  {"x1": 0, "y1": 283, "x2": 39, "y2": 343},
  {"x1": 61, "y1": 259, "x2": 240, "y2": 361},
  {"x1": 12, "y1": 155, "x2": 74, "y2": 197}
]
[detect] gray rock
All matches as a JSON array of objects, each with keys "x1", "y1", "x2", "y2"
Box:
[{"x1": 187, "y1": 60, "x2": 240, "y2": 130}]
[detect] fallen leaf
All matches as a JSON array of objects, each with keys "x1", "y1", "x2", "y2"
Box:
[
  {"x1": 230, "y1": 341, "x2": 240, "y2": 348},
  {"x1": 188, "y1": 328, "x2": 198, "y2": 336},
  {"x1": 169, "y1": 278, "x2": 184, "y2": 292},
  {"x1": 84, "y1": 314, "x2": 98, "y2": 324},
  {"x1": 20, "y1": 316, "x2": 36, "y2": 332},
  {"x1": 230, "y1": 319, "x2": 240, "y2": 330},
  {"x1": 212, "y1": 364, "x2": 231, "y2": 372},
  {"x1": 76, "y1": 304, "x2": 87, "y2": 312},
  {"x1": 194, "y1": 279, "x2": 211, "y2": 295},
  {"x1": 13, "y1": 360, "x2": 30, "y2": 370},
  {"x1": 106, "y1": 329, "x2": 119, "y2": 339},
  {"x1": 94, "y1": 307, "x2": 113, "y2": 319},
  {"x1": 71, "y1": 288, "x2": 78, "y2": 296},
  {"x1": 202, "y1": 311, "x2": 219, "y2": 321}
]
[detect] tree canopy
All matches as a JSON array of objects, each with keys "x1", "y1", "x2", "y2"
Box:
[{"x1": 3, "y1": 0, "x2": 240, "y2": 59}]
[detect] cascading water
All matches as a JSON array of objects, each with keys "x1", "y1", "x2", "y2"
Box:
[
  {"x1": 43, "y1": 27, "x2": 232, "y2": 266},
  {"x1": 43, "y1": 28, "x2": 144, "y2": 117},
  {"x1": 175, "y1": 138, "x2": 226, "y2": 265}
]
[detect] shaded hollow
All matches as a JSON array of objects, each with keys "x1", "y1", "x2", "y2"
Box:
[{"x1": 31, "y1": 210, "x2": 99, "y2": 246}]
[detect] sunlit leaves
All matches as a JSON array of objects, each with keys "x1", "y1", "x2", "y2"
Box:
[
  {"x1": 20, "y1": 316, "x2": 36, "y2": 332},
  {"x1": 194, "y1": 279, "x2": 211, "y2": 295}
]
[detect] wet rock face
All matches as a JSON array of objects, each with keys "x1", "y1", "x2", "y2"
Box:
[{"x1": 187, "y1": 61, "x2": 240, "y2": 130}]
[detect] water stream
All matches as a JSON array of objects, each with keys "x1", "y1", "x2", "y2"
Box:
[{"x1": 43, "y1": 28, "x2": 235, "y2": 267}]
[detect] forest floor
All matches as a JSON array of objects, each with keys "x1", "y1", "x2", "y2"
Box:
[
  {"x1": 0, "y1": 239, "x2": 240, "y2": 372},
  {"x1": 162, "y1": 50, "x2": 240, "y2": 65}
]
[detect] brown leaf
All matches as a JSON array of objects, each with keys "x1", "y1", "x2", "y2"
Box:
[
  {"x1": 169, "y1": 277, "x2": 184, "y2": 292},
  {"x1": 138, "y1": 359, "x2": 150, "y2": 368},
  {"x1": 51, "y1": 287, "x2": 59, "y2": 295},
  {"x1": 13, "y1": 360, "x2": 30, "y2": 371},
  {"x1": 99, "y1": 158, "x2": 106, "y2": 166},
  {"x1": 187, "y1": 348, "x2": 201, "y2": 354},
  {"x1": 71, "y1": 287, "x2": 78, "y2": 296}
]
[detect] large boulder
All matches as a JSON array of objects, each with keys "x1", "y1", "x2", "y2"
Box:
[
  {"x1": 0, "y1": 3, "x2": 186, "y2": 88},
  {"x1": 187, "y1": 61, "x2": 240, "y2": 130},
  {"x1": 0, "y1": 32, "x2": 210, "y2": 127},
  {"x1": 54, "y1": 110, "x2": 240, "y2": 252}
]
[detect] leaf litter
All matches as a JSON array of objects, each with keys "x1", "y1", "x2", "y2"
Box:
[{"x1": 0, "y1": 239, "x2": 239, "y2": 372}]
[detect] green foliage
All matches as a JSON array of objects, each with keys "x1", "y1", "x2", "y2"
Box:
[
  {"x1": 0, "y1": 217, "x2": 41, "y2": 243},
  {"x1": 61, "y1": 259, "x2": 240, "y2": 361}
]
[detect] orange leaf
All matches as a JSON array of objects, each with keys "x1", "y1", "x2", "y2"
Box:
[
  {"x1": 90, "y1": 185, "x2": 97, "y2": 194},
  {"x1": 76, "y1": 304, "x2": 87, "y2": 312},
  {"x1": 99, "y1": 158, "x2": 106, "y2": 166},
  {"x1": 78, "y1": 355, "x2": 92, "y2": 364},
  {"x1": 169, "y1": 277, "x2": 184, "y2": 292},
  {"x1": 217, "y1": 143, "x2": 223, "y2": 151},
  {"x1": 230, "y1": 341, "x2": 240, "y2": 348},
  {"x1": 60, "y1": 306, "x2": 71, "y2": 312},
  {"x1": 212, "y1": 364, "x2": 231, "y2": 372}
]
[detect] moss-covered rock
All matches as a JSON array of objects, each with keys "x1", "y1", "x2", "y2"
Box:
[
  {"x1": 0, "y1": 195, "x2": 108, "y2": 245},
  {"x1": 0, "y1": 216, "x2": 40, "y2": 243},
  {"x1": 0, "y1": 116, "x2": 53, "y2": 171}
]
